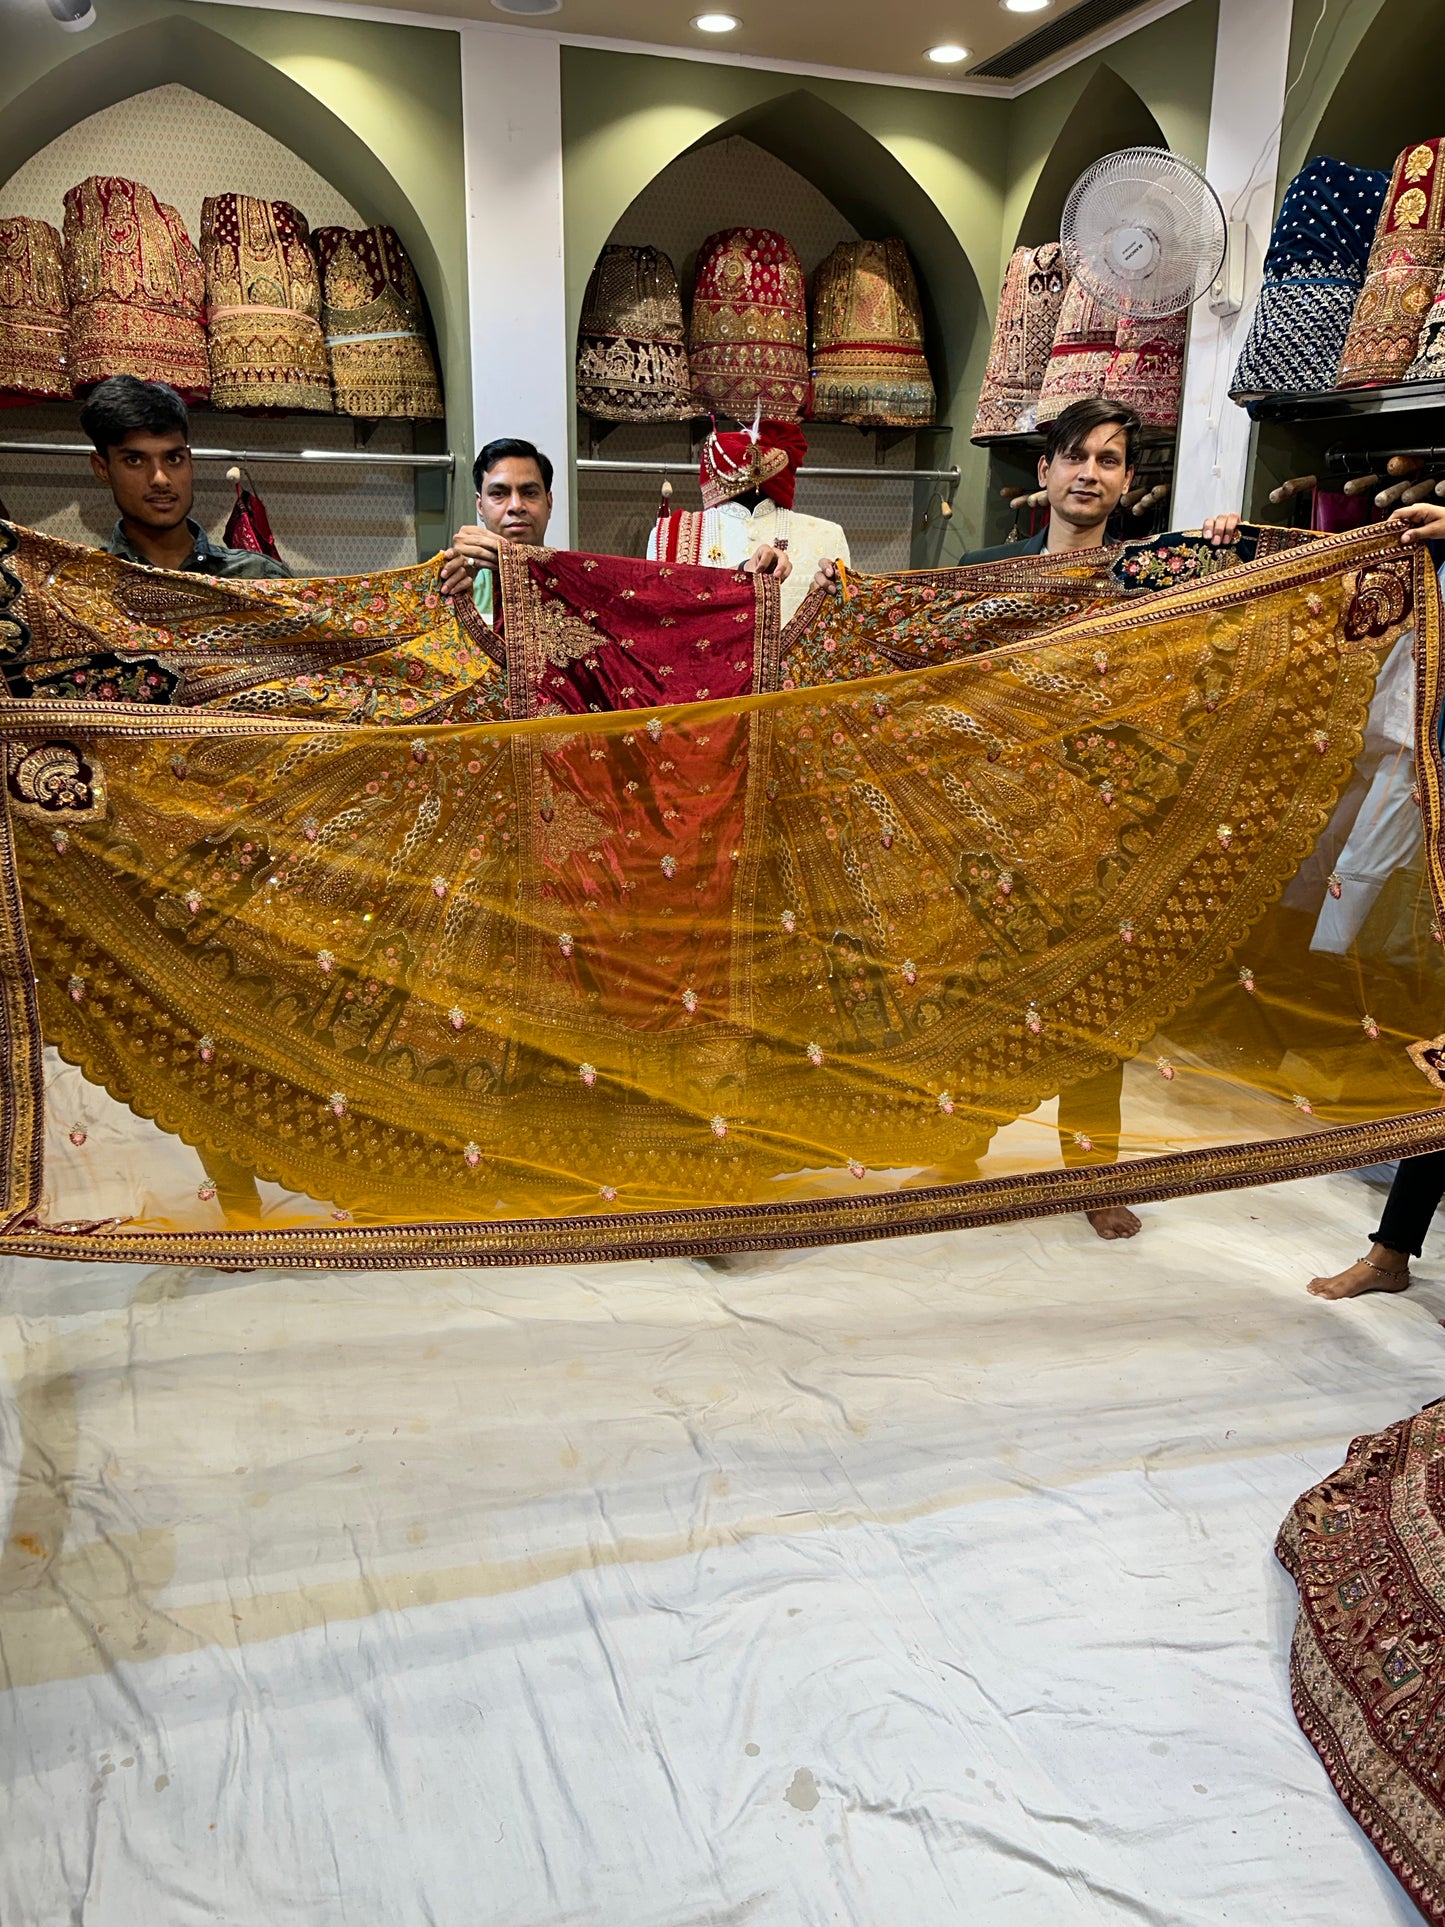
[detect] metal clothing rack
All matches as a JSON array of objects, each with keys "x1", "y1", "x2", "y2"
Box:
[
  {"x1": 577, "y1": 457, "x2": 960, "y2": 485},
  {"x1": 0, "y1": 441, "x2": 455, "y2": 471},
  {"x1": 1326, "y1": 444, "x2": 1445, "y2": 473}
]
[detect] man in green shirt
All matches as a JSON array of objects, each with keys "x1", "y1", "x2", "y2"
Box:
[
  {"x1": 82, "y1": 374, "x2": 289, "y2": 580},
  {"x1": 82, "y1": 374, "x2": 285, "y2": 1225}
]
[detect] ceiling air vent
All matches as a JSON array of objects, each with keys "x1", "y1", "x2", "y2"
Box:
[{"x1": 969, "y1": 0, "x2": 1161, "y2": 81}]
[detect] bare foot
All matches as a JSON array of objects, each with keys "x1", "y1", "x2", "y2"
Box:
[
  {"x1": 1308, "y1": 1245, "x2": 1411, "y2": 1299},
  {"x1": 1087, "y1": 1205, "x2": 1141, "y2": 1240}
]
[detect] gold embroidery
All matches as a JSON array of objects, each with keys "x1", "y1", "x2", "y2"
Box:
[
  {"x1": 5, "y1": 741, "x2": 105, "y2": 822},
  {"x1": 1395, "y1": 186, "x2": 1428, "y2": 228}
]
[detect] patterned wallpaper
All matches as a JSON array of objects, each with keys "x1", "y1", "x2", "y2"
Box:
[
  {"x1": 0, "y1": 86, "x2": 422, "y2": 576},
  {"x1": 0, "y1": 84, "x2": 363, "y2": 237},
  {"x1": 609, "y1": 135, "x2": 859, "y2": 287},
  {"x1": 582, "y1": 135, "x2": 928, "y2": 574}
]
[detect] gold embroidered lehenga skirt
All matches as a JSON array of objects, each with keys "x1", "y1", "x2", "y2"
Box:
[
  {"x1": 61, "y1": 176, "x2": 210, "y2": 401},
  {"x1": 0, "y1": 217, "x2": 71, "y2": 404},
  {"x1": 201, "y1": 194, "x2": 332, "y2": 413},
  {"x1": 0, "y1": 520, "x2": 1440, "y2": 1266},
  {"x1": 315, "y1": 223, "x2": 443, "y2": 421}
]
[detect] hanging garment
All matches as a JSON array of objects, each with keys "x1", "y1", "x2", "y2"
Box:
[
  {"x1": 1312, "y1": 488, "x2": 1370, "y2": 534},
  {"x1": 200, "y1": 195, "x2": 332, "y2": 413},
  {"x1": 972, "y1": 248, "x2": 1032, "y2": 439},
  {"x1": 809, "y1": 238, "x2": 935, "y2": 427},
  {"x1": 1337, "y1": 139, "x2": 1445, "y2": 388},
  {"x1": 1035, "y1": 281, "x2": 1119, "y2": 423},
  {"x1": 1231, "y1": 157, "x2": 1389, "y2": 397},
  {"x1": 688, "y1": 227, "x2": 810, "y2": 421},
  {"x1": 314, "y1": 224, "x2": 442, "y2": 421},
  {"x1": 0, "y1": 217, "x2": 71, "y2": 404},
  {"x1": 1106, "y1": 310, "x2": 1188, "y2": 429},
  {"x1": 61, "y1": 176, "x2": 209, "y2": 401},
  {"x1": 575, "y1": 244, "x2": 695, "y2": 422},
  {"x1": 0, "y1": 517, "x2": 1437, "y2": 1268},
  {"x1": 222, "y1": 477, "x2": 285, "y2": 567},
  {"x1": 973, "y1": 243, "x2": 1069, "y2": 439}
]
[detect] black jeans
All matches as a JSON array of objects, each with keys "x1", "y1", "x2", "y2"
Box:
[{"x1": 1373, "y1": 1151, "x2": 1445, "y2": 1258}]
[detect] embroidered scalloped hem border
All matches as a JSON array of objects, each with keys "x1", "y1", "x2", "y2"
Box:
[
  {"x1": 1285, "y1": 1622, "x2": 1445, "y2": 1927},
  {"x1": 4, "y1": 1108, "x2": 1443, "y2": 1269}
]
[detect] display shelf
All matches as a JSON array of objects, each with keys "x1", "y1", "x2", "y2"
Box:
[
  {"x1": 1240, "y1": 378, "x2": 1445, "y2": 424},
  {"x1": 578, "y1": 457, "x2": 959, "y2": 484},
  {"x1": 582, "y1": 410, "x2": 950, "y2": 460},
  {"x1": 0, "y1": 441, "x2": 454, "y2": 471},
  {"x1": 971, "y1": 426, "x2": 1177, "y2": 450}
]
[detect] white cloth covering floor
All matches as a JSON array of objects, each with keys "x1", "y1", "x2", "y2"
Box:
[{"x1": 3, "y1": 1169, "x2": 1443, "y2": 1926}]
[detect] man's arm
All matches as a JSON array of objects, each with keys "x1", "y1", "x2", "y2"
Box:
[
  {"x1": 1200, "y1": 512, "x2": 1243, "y2": 547},
  {"x1": 743, "y1": 544, "x2": 792, "y2": 582},
  {"x1": 440, "y1": 524, "x2": 505, "y2": 599},
  {"x1": 1389, "y1": 501, "x2": 1445, "y2": 546}
]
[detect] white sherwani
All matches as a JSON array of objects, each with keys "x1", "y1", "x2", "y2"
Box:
[{"x1": 647, "y1": 499, "x2": 850, "y2": 626}]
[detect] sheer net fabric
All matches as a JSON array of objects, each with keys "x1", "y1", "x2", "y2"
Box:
[{"x1": 0, "y1": 523, "x2": 1440, "y2": 1264}]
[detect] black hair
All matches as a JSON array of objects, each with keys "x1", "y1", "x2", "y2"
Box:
[
  {"x1": 473, "y1": 438, "x2": 553, "y2": 495},
  {"x1": 79, "y1": 374, "x2": 190, "y2": 455},
  {"x1": 1042, "y1": 396, "x2": 1141, "y2": 472}
]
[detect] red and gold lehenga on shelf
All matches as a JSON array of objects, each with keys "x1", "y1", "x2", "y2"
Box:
[{"x1": 0, "y1": 515, "x2": 1439, "y2": 1267}]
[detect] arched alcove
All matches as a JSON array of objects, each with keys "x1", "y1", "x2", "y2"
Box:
[
  {"x1": 573, "y1": 87, "x2": 987, "y2": 565},
  {"x1": 659, "y1": 90, "x2": 986, "y2": 440},
  {"x1": 0, "y1": 15, "x2": 462, "y2": 564},
  {"x1": 1013, "y1": 65, "x2": 1167, "y2": 254},
  {"x1": 0, "y1": 16, "x2": 456, "y2": 428}
]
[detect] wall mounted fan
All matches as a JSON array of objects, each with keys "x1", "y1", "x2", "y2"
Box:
[{"x1": 1061, "y1": 147, "x2": 1228, "y2": 320}]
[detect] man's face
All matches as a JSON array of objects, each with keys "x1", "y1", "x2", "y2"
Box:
[
  {"x1": 90, "y1": 429, "x2": 194, "y2": 531},
  {"x1": 476, "y1": 458, "x2": 552, "y2": 545},
  {"x1": 1038, "y1": 423, "x2": 1134, "y2": 532}
]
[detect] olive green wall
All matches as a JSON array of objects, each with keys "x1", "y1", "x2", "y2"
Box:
[
  {"x1": 0, "y1": 0, "x2": 468, "y2": 550},
  {"x1": 1280, "y1": 0, "x2": 1443, "y2": 184},
  {"x1": 999, "y1": 0, "x2": 1219, "y2": 284},
  {"x1": 561, "y1": 7, "x2": 1222, "y2": 555}
]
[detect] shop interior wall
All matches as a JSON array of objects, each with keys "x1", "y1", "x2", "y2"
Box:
[
  {"x1": 987, "y1": 2, "x2": 1219, "y2": 548},
  {"x1": 999, "y1": 1, "x2": 1218, "y2": 282},
  {"x1": 1243, "y1": 0, "x2": 1443, "y2": 517},
  {"x1": 561, "y1": 47, "x2": 1009, "y2": 562},
  {"x1": 0, "y1": 0, "x2": 468, "y2": 563},
  {"x1": 578, "y1": 136, "x2": 925, "y2": 576},
  {"x1": 0, "y1": 85, "x2": 419, "y2": 575},
  {"x1": 561, "y1": 13, "x2": 1220, "y2": 563}
]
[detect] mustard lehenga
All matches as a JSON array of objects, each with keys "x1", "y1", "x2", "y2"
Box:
[{"x1": 0, "y1": 519, "x2": 1440, "y2": 1265}]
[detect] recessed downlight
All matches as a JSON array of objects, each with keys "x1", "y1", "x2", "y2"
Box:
[
  {"x1": 693, "y1": 11, "x2": 741, "y2": 29},
  {"x1": 1002, "y1": 0, "x2": 1052, "y2": 13},
  {"x1": 490, "y1": 0, "x2": 562, "y2": 14},
  {"x1": 925, "y1": 42, "x2": 970, "y2": 64}
]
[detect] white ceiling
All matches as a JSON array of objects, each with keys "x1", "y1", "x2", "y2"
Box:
[{"x1": 333, "y1": 0, "x2": 1182, "y2": 92}]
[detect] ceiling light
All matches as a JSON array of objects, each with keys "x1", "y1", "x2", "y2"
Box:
[
  {"x1": 46, "y1": 0, "x2": 96, "y2": 27},
  {"x1": 692, "y1": 11, "x2": 741, "y2": 29},
  {"x1": 489, "y1": 0, "x2": 562, "y2": 14},
  {"x1": 1002, "y1": 0, "x2": 1052, "y2": 12},
  {"x1": 925, "y1": 42, "x2": 970, "y2": 64}
]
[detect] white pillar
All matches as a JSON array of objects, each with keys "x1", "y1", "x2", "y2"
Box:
[
  {"x1": 459, "y1": 23, "x2": 570, "y2": 538},
  {"x1": 1172, "y1": 0, "x2": 1293, "y2": 530}
]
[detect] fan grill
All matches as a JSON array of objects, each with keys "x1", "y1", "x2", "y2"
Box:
[{"x1": 1061, "y1": 147, "x2": 1225, "y2": 321}]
